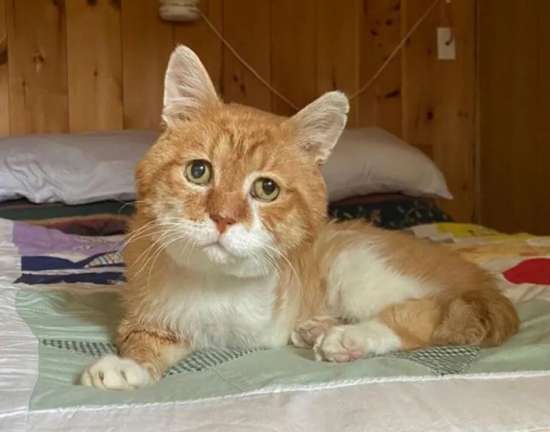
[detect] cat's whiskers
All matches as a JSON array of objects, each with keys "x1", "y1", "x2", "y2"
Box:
[
  {"x1": 117, "y1": 221, "x2": 158, "y2": 253},
  {"x1": 237, "y1": 236, "x2": 298, "y2": 280},
  {"x1": 128, "y1": 221, "x2": 186, "y2": 270},
  {"x1": 130, "y1": 232, "x2": 172, "y2": 275},
  {"x1": 146, "y1": 234, "x2": 195, "y2": 288},
  {"x1": 119, "y1": 217, "x2": 183, "y2": 252},
  {"x1": 261, "y1": 244, "x2": 301, "y2": 283},
  {"x1": 177, "y1": 234, "x2": 196, "y2": 264},
  {"x1": 126, "y1": 223, "x2": 182, "y2": 268},
  {"x1": 135, "y1": 227, "x2": 182, "y2": 276},
  {"x1": 260, "y1": 252, "x2": 281, "y2": 276}
]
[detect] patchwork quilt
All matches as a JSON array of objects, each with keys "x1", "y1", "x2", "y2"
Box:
[
  {"x1": 0, "y1": 199, "x2": 132, "y2": 236},
  {"x1": 0, "y1": 195, "x2": 450, "y2": 237},
  {"x1": 1, "y1": 219, "x2": 550, "y2": 431}
]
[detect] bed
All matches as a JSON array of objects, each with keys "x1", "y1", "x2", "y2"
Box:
[
  {"x1": 1, "y1": 196, "x2": 550, "y2": 432},
  {"x1": 1, "y1": 129, "x2": 549, "y2": 431}
]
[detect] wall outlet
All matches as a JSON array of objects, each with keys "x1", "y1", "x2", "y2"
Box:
[{"x1": 437, "y1": 27, "x2": 456, "y2": 60}]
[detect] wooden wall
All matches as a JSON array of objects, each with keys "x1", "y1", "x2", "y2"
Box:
[
  {"x1": 479, "y1": 0, "x2": 550, "y2": 235},
  {"x1": 0, "y1": 0, "x2": 476, "y2": 222}
]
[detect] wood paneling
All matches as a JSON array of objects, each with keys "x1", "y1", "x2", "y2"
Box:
[
  {"x1": 0, "y1": 0, "x2": 8, "y2": 136},
  {"x1": 7, "y1": 0, "x2": 68, "y2": 135},
  {"x1": 121, "y1": 0, "x2": 173, "y2": 129},
  {"x1": 173, "y1": 0, "x2": 223, "y2": 93},
  {"x1": 402, "y1": 0, "x2": 475, "y2": 222},
  {"x1": 66, "y1": 0, "x2": 123, "y2": 132},
  {"x1": 479, "y1": 0, "x2": 550, "y2": 234},
  {"x1": 0, "y1": 0, "x2": 479, "y2": 223},
  {"x1": 222, "y1": 0, "x2": 271, "y2": 110},
  {"x1": 359, "y1": 0, "x2": 402, "y2": 135},
  {"x1": 270, "y1": 0, "x2": 317, "y2": 116},
  {"x1": 317, "y1": 0, "x2": 360, "y2": 126},
  {"x1": 401, "y1": 0, "x2": 438, "y2": 156}
]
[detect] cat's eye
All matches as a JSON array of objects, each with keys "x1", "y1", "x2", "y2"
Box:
[
  {"x1": 185, "y1": 160, "x2": 212, "y2": 185},
  {"x1": 251, "y1": 178, "x2": 280, "y2": 202}
]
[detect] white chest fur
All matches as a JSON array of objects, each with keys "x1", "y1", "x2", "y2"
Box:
[{"x1": 156, "y1": 270, "x2": 289, "y2": 350}]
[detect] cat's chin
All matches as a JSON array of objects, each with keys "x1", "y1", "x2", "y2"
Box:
[{"x1": 202, "y1": 243, "x2": 232, "y2": 264}]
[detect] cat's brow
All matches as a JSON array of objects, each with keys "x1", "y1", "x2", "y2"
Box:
[{"x1": 240, "y1": 137, "x2": 271, "y2": 156}]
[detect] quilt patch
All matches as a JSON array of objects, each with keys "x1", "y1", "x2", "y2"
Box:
[
  {"x1": 41, "y1": 338, "x2": 260, "y2": 375},
  {"x1": 41, "y1": 337, "x2": 479, "y2": 377},
  {"x1": 390, "y1": 345, "x2": 480, "y2": 375}
]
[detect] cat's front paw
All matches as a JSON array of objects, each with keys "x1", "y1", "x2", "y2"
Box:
[
  {"x1": 81, "y1": 354, "x2": 153, "y2": 390},
  {"x1": 313, "y1": 326, "x2": 366, "y2": 363}
]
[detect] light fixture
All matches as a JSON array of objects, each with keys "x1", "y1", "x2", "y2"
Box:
[{"x1": 159, "y1": 0, "x2": 201, "y2": 22}]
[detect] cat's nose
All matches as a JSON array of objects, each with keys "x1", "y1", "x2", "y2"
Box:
[{"x1": 210, "y1": 214, "x2": 236, "y2": 234}]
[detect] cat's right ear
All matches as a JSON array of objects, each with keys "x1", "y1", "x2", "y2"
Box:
[{"x1": 162, "y1": 45, "x2": 220, "y2": 128}]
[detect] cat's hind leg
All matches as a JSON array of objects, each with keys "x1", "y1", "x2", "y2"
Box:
[
  {"x1": 314, "y1": 319, "x2": 402, "y2": 362},
  {"x1": 314, "y1": 298, "x2": 441, "y2": 362},
  {"x1": 432, "y1": 287, "x2": 519, "y2": 347},
  {"x1": 291, "y1": 316, "x2": 340, "y2": 348}
]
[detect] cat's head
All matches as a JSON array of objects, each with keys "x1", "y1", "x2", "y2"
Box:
[{"x1": 135, "y1": 46, "x2": 348, "y2": 278}]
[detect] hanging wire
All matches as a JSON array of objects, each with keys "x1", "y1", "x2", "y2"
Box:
[
  {"x1": 199, "y1": 11, "x2": 299, "y2": 111},
  {"x1": 199, "y1": 0, "x2": 445, "y2": 112}
]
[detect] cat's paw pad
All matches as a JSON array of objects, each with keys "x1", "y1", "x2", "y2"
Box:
[
  {"x1": 291, "y1": 316, "x2": 338, "y2": 348},
  {"x1": 81, "y1": 355, "x2": 152, "y2": 390},
  {"x1": 313, "y1": 326, "x2": 366, "y2": 363}
]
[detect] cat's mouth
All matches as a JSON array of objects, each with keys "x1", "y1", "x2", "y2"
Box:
[{"x1": 203, "y1": 241, "x2": 226, "y2": 251}]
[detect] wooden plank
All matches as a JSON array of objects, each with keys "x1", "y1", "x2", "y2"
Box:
[
  {"x1": 121, "y1": 0, "x2": 173, "y2": 129},
  {"x1": 7, "y1": 0, "x2": 68, "y2": 135},
  {"x1": 401, "y1": 0, "x2": 437, "y2": 156},
  {"x1": 317, "y1": 0, "x2": 360, "y2": 126},
  {"x1": 173, "y1": 0, "x2": 223, "y2": 93},
  {"x1": 432, "y1": 0, "x2": 476, "y2": 222},
  {"x1": 402, "y1": 0, "x2": 475, "y2": 222},
  {"x1": 66, "y1": 0, "x2": 123, "y2": 132},
  {"x1": 270, "y1": 0, "x2": 317, "y2": 116},
  {"x1": 536, "y1": 0, "x2": 550, "y2": 233},
  {"x1": 358, "y1": 0, "x2": 402, "y2": 134},
  {"x1": 479, "y1": 0, "x2": 550, "y2": 234},
  {"x1": 222, "y1": 0, "x2": 270, "y2": 110},
  {"x1": 0, "y1": 0, "x2": 8, "y2": 136}
]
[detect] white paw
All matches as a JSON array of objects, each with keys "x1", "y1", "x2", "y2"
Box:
[
  {"x1": 313, "y1": 326, "x2": 366, "y2": 363},
  {"x1": 81, "y1": 355, "x2": 152, "y2": 390},
  {"x1": 291, "y1": 316, "x2": 338, "y2": 348}
]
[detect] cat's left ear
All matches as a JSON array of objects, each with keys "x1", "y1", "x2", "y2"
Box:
[
  {"x1": 162, "y1": 45, "x2": 221, "y2": 127},
  {"x1": 286, "y1": 91, "x2": 349, "y2": 164}
]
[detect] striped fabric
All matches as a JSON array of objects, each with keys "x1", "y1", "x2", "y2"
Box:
[
  {"x1": 41, "y1": 339, "x2": 260, "y2": 376},
  {"x1": 42, "y1": 337, "x2": 478, "y2": 377}
]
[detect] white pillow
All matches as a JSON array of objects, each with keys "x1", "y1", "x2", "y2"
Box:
[
  {"x1": 0, "y1": 127, "x2": 450, "y2": 205},
  {"x1": 322, "y1": 128, "x2": 452, "y2": 201},
  {"x1": 0, "y1": 130, "x2": 157, "y2": 204}
]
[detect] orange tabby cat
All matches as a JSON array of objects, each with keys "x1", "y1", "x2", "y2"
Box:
[{"x1": 81, "y1": 46, "x2": 519, "y2": 390}]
